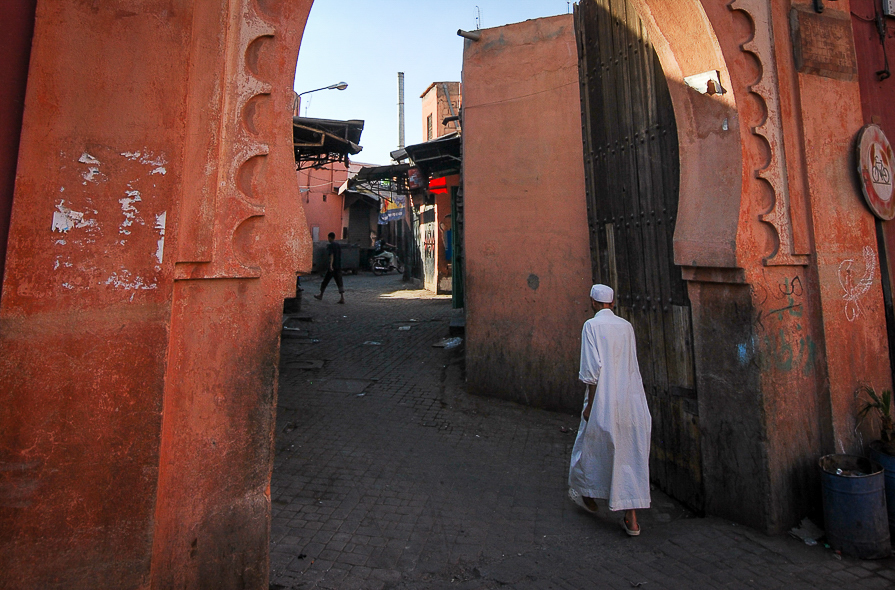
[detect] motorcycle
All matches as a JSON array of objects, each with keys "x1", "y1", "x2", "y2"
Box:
[{"x1": 369, "y1": 246, "x2": 404, "y2": 275}]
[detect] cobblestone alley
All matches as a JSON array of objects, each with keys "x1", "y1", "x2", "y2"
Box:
[{"x1": 269, "y1": 273, "x2": 895, "y2": 590}]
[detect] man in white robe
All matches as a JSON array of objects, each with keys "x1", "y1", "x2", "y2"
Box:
[{"x1": 568, "y1": 284, "x2": 651, "y2": 535}]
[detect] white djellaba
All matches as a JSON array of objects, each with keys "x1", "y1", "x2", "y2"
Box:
[{"x1": 568, "y1": 293, "x2": 652, "y2": 512}]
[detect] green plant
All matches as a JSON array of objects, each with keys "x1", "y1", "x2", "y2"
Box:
[{"x1": 856, "y1": 385, "x2": 895, "y2": 444}]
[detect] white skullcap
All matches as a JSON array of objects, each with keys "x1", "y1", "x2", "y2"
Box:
[{"x1": 590, "y1": 284, "x2": 614, "y2": 303}]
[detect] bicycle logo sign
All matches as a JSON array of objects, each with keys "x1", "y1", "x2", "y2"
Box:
[
  {"x1": 871, "y1": 152, "x2": 891, "y2": 186},
  {"x1": 856, "y1": 124, "x2": 895, "y2": 220}
]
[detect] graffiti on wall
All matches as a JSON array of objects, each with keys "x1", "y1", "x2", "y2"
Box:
[
  {"x1": 838, "y1": 246, "x2": 877, "y2": 322},
  {"x1": 423, "y1": 223, "x2": 436, "y2": 260},
  {"x1": 752, "y1": 274, "x2": 805, "y2": 330},
  {"x1": 752, "y1": 273, "x2": 817, "y2": 375}
]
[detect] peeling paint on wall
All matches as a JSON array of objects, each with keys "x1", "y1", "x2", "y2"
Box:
[
  {"x1": 102, "y1": 269, "x2": 157, "y2": 291},
  {"x1": 78, "y1": 152, "x2": 104, "y2": 184},
  {"x1": 51, "y1": 201, "x2": 96, "y2": 233},
  {"x1": 119, "y1": 191, "x2": 142, "y2": 236},
  {"x1": 47, "y1": 148, "x2": 172, "y2": 294},
  {"x1": 121, "y1": 149, "x2": 168, "y2": 172},
  {"x1": 155, "y1": 212, "x2": 166, "y2": 264}
]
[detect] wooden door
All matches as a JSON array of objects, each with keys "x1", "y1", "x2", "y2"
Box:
[
  {"x1": 347, "y1": 201, "x2": 370, "y2": 245},
  {"x1": 575, "y1": 0, "x2": 703, "y2": 511}
]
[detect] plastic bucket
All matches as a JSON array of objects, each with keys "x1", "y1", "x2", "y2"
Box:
[
  {"x1": 820, "y1": 454, "x2": 891, "y2": 559},
  {"x1": 868, "y1": 442, "x2": 895, "y2": 536}
]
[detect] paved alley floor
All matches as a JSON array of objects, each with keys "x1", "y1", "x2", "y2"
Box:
[{"x1": 270, "y1": 273, "x2": 895, "y2": 590}]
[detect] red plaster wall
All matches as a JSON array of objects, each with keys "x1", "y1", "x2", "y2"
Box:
[
  {"x1": 725, "y1": 0, "x2": 832, "y2": 533},
  {"x1": 685, "y1": 0, "x2": 887, "y2": 531},
  {"x1": 1, "y1": 3, "x2": 190, "y2": 585},
  {"x1": 421, "y1": 82, "x2": 462, "y2": 140},
  {"x1": 852, "y1": 0, "x2": 895, "y2": 134},
  {"x1": 709, "y1": 0, "x2": 890, "y2": 530},
  {"x1": 852, "y1": 0, "x2": 895, "y2": 381},
  {"x1": 297, "y1": 163, "x2": 352, "y2": 241},
  {"x1": 790, "y1": 2, "x2": 891, "y2": 456},
  {"x1": 462, "y1": 15, "x2": 592, "y2": 411},
  {"x1": 422, "y1": 86, "x2": 437, "y2": 141},
  {"x1": 0, "y1": 0, "x2": 37, "y2": 299},
  {"x1": 1, "y1": 1, "x2": 314, "y2": 587}
]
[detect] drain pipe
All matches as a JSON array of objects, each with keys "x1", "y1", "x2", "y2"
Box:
[{"x1": 457, "y1": 29, "x2": 481, "y2": 42}]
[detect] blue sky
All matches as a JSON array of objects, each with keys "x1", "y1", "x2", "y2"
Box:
[{"x1": 294, "y1": 0, "x2": 574, "y2": 164}]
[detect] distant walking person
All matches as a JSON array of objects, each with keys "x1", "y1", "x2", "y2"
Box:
[
  {"x1": 314, "y1": 232, "x2": 345, "y2": 304},
  {"x1": 568, "y1": 284, "x2": 651, "y2": 536}
]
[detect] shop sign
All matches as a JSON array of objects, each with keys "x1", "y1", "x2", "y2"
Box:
[
  {"x1": 856, "y1": 124, "x2": 894, "y2": 220},
  {"x1": 379, "y1": 194, "x2": 406, "y2": 224},
  {"x1": 407, "y1": 167, "x2": 427, "y2": 191}
]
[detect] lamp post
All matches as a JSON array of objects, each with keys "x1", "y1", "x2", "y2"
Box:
[{"x1": 293, "y1": 82, "x2": 348, "y2": 116}]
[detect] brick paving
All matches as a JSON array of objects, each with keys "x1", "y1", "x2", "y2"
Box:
[{"x1": 270, "y1": 272, "x2": 895, "y2": 589}]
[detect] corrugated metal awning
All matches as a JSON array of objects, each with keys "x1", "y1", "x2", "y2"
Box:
[
  {"x1": 403, "y1": 132, "x2": 461, "y2": 177},
  {"x1": 293, "y1": 116, "x2": 364, "y2": 169}
]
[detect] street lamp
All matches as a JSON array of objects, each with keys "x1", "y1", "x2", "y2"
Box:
[
  {"x1": 298, "y1": 81, "x2": 348, "y2": 96},
  {"x1": 294, "y1": 82, "x2": 348, "y2": 116}
]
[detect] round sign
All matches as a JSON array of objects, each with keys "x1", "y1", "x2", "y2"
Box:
[{"x1": 856, "y1": 124, "x2": 895, "y2": 220}]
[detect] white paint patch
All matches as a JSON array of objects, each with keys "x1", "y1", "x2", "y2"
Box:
[
  {"x1": 141, "y1": 153, "x2": 167, "y2": 167},
  {"x1": 53, "y1": 257, "x2": 73, "y2": 272},
  {"x1": 51, "y1": 201, "x2": 96, "y2": 233},
  {"x1": 121, "y1": 150, "x2": 167, "y2": 168},
  {"x1": 78, "y1": 153, "x2": 104, "y2": 184},
  {"x1": 82, "y1": 167, "x2": 101, "y2": 183},
  {"x1": 154, "y1": 211, "x2": 167, "y2": 264},
  {"x1": 122, "y1": 149, "x2": 168, "y2": 179},
  {"x1": 55, "y1": 239, "x2": 67, "y2": 245},
  {"x1": 102, "y1": 270, "x2": 157, "y2": 291},
  {"x1": 119, "y1": 191, "x2": 142, "y2": 235},
  {"x1": 61, "y1": 283, "x2": 74, "y2": 290},
  {"x1": 78, "y1": 152, "x2": 100, "y2": 165}
]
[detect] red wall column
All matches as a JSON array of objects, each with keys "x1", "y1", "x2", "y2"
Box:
[{"x1": 1, "y1": 2, "x2": 314, "y2": 588}]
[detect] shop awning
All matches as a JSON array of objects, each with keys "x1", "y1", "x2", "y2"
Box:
[
  {"x1": 341, "y1": 163, "x2": 412, "y2": 197},
  {"x1": 353, "y1": 163, "x2": 412, "y2": 181},
  {"x1": 293, "y1": 116, "x2": 364, "y2": 170},
  {"x1": 403, "y1": 132, "x2": 461, "y2": 177}
]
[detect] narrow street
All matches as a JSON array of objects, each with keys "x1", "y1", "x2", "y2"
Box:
[{"x1": 270, "y1": 274, "x2": 895, "y2": 590}]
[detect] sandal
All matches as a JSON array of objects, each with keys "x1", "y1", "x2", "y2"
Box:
[{"x1": 621, "y1": 517, "x2": 641, "y2": 536}]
